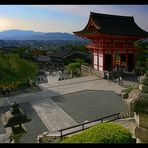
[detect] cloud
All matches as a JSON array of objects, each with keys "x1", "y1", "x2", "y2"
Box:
[
  {"x1": 0, "y1": 5, "x2": 148, "y2": 33},
  {"x1": 0, "y1": 17, "x2": 44, "y2": 32},
  {"x1": 30, "y1": 5, "x2": 142, "y2": 17}
]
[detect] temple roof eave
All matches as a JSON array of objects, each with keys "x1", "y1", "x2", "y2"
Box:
[
  {"x1": 73, "y1": 31, "x2": 148, "y2": 40},
  {"x1": 73, "y1": 12, "x2": 148, "y2": 39}
]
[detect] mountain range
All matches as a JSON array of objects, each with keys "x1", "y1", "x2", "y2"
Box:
[{"x1": 0, "y1": 29, "x2": 84, "y2": 41}]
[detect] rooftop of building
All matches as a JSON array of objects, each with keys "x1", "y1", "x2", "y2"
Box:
[{"x1": 74, "y1": 12, "x2": 148, "y2": 37}]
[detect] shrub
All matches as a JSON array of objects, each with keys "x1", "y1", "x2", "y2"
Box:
[{"x1": 60, "y1": 122, "x2": 133, "y2": 143}]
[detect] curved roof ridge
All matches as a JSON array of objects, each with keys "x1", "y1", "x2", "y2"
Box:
[
  {"x1": 90, "y1": 12, "x2": 134, "y2": 20},
  {"x1": 74, "y1": 12, "x2": 148, "y2": 37}
]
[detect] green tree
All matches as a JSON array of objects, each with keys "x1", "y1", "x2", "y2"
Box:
[
  {"x1": 65, "y1": 58, "x2": 85, "y2": 77},
  {"x1": 0, "y1": 53, "x2": 38, "y2": 90},
  {"x1": 11, "y1": 47, "x2": 32, "y2": 61},
  {"x1": 135, "y1": 41, "x2": 148, "y2": 73}
]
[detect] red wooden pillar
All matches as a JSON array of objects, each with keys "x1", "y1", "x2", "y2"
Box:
[
  {"x1": 119, "y1": 49, "x2": 122, "y2": 66},
  {"x1": 126, "y1": 50, "x2": 128, "y2": 69},
  {"x1": 111, "y1": 50, "x2": 114, "y2": 71},
  {"x1": 113, "y1": 51, "x2": 115, "y2": 68},
  {"x1": 97, "y1": 49, "x2": 99, "y2": 70},
  {"x1": 92, "y1": 49, "x2": 94, "y2": 68},
  {"x1": 133, "y1": 49, "x2": 136, "y2": 71},
  {"x1": 103, "y1": 50, "x2": 105, "y2": 71}
]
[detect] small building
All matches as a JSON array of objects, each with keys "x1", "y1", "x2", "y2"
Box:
[
  {"x1": 32, "y1": 55, "x2": 50, "y2": 65},
  {"x1": 36, "y1": 71, "x2": 48, "y2": 84},
  {"x1": 50, "y1": 48, "x2": 91, "y2": 66},
  {"x1": 74, "y1": 12, "x2": 148, "y2": 77}
]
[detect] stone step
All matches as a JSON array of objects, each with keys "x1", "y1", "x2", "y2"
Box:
[{"x1": 39, "y1": 76, "x2": 99, "y2": 89}]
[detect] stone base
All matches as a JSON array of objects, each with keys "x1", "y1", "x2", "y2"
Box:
[
  {"x1": 139, "y1": 75, "x2": 148, "y2": 85},
  {"x1": 135, "y1": 126, "x2": 148, "y2": 142},
  {"x1": 139, "y1": 84, "x2": 148, "y2": 93},
  {"x1": 37, "y1": 132, "x2": 61, "y2": 143},
  {"x1": 80, "y1": 65, "x2": 92, "y2": 77},
  {"x1": 138, "y1": 113, "x2": 148, "y2": 129},
  {"x1": 122, "y1": 92, "x2": 129, "y2": 99}
]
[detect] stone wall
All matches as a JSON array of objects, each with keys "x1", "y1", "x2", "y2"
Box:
[
  {"x1": 80, "y1": 65, "x2": 92, "y2": 77},
  {"x1": 81, "y1": 65, "x2": 104, "y2": 78},
  {"x1": 37, "y1": 132, "x2": 61, "y2": 143}
]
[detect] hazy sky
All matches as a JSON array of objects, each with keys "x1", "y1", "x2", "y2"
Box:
[{"x1": 0, "y1": 5, "x2": 148, "y2": 34}]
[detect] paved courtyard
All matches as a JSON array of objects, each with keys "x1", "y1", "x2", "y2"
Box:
[
  {"x1": 0, "y1": 75, "x2": 137, "y2": 143},
  {"x1": 51, "y1": 90, "x2": 128, "y2": 123}
]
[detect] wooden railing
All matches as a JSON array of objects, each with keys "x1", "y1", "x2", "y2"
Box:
[{"x1": 59, "y1": 113, "x2": 120, "y2": 138}]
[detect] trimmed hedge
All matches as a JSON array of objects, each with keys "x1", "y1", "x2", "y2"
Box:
[{"x1": 60, "y1": 122, "x2": 133, "y2": 143}]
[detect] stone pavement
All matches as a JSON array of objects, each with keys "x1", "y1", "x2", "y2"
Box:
[
  {"x1": 41, "y1": 75, "x2": 99, "y2": 88},
  {"x1": 51, "y1": 90, "x2": 128, "y2": 123},
  {"x1": 30, "y1": 98, "x2": 77, "y2": 132},
  {"x1": 0, "y1": 76, "x2": 123, "y2": 108},
  {"x1": 39, "y1": 75, "x2": 123, "y2": 96},
  {"x1": 0, "y1": 75, "x2": 137, "y2": 142}
]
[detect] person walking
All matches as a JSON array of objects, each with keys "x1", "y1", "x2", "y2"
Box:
[{"x1": 119, "y1": 76, "x2": 123, "y2": 86}]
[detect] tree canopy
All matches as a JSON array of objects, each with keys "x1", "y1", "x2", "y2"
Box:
[
  {"x1": 65, "y1": 58, "x2": 86, "y2": 77},
  {"x1": 135, "y1": 41, "x2": 148, "y2": 73},
  {"x1": 0, "y1": 53, "x2": 38, "y2": 90}
]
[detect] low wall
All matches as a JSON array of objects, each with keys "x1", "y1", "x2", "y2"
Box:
[{"x1": 81, "y1": 65, "x2": 104, "y2": 78}]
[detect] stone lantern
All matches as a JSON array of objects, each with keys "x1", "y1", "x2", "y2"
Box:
[
  {"x1": 128, "y1": 73, "x2": 148, "y2": 143},
  {"x1": 1, "y1": 102, "x2": 31, "y2": 143}
]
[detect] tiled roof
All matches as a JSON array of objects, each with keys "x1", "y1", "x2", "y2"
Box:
[
  {"x1": 50, "y1": 48, "x2": 90, "y2": 60},
  {"x1": 74, "y1": 12, "x2": 148, "y2": 37},
  {"x1": 33, "y1": 55, "x2": 50, "y2": 62}
]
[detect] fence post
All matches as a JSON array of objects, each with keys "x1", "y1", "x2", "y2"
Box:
[
  {"x1": 101, "y1": 119, "x2": 103, "y2": 123},
  {"x1": 118, "y1": 113, "x2": 120, "y2": 119},
  {"x1": 82, "y1": 124, "x2": 85, "y2": 130},
  {"x1": 60, "y1": 130, "x2": 62, "y2": 139}
]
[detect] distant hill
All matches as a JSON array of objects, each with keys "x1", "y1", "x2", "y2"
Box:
[{"x1": 0, "y1": 29, "x2": 83, "y2": 41}]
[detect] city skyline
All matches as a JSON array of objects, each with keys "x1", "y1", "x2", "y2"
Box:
[{"x1": 0, "y1": 5, "x2": 148, "y2": 34}]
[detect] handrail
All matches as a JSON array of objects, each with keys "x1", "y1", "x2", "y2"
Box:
[{"x1": 59, "y1": 113, "x2": 120, "y2": 138}]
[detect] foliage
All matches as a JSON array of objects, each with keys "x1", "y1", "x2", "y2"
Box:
[
  {"x1": 66, "y1": 63, "x2": 81, "y2": 77},
  {"x1": 12, "y1": 47, "x2": 27, "y2": 56},
  {"x1": 0, "y1": 53, "x2": 38, "y2": 90},
  {"x1": 115, "y1": 53, "x2": 120, "y2": 61},
  {"x1": 60, "y1": 122, "x2": 134, "y2": 143},
  {"x1": 67, "y1": 45, "x2": 90, "y2": 53},
  {"x1": 65, "y1": 58, "x2": 86, "y2": 77},
  {"x1": 135, "y1": 41, "x2": 148, "y2": 73},
  {"x1": 12, "y1": 47, "x2": 32, "y2": 60}
]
